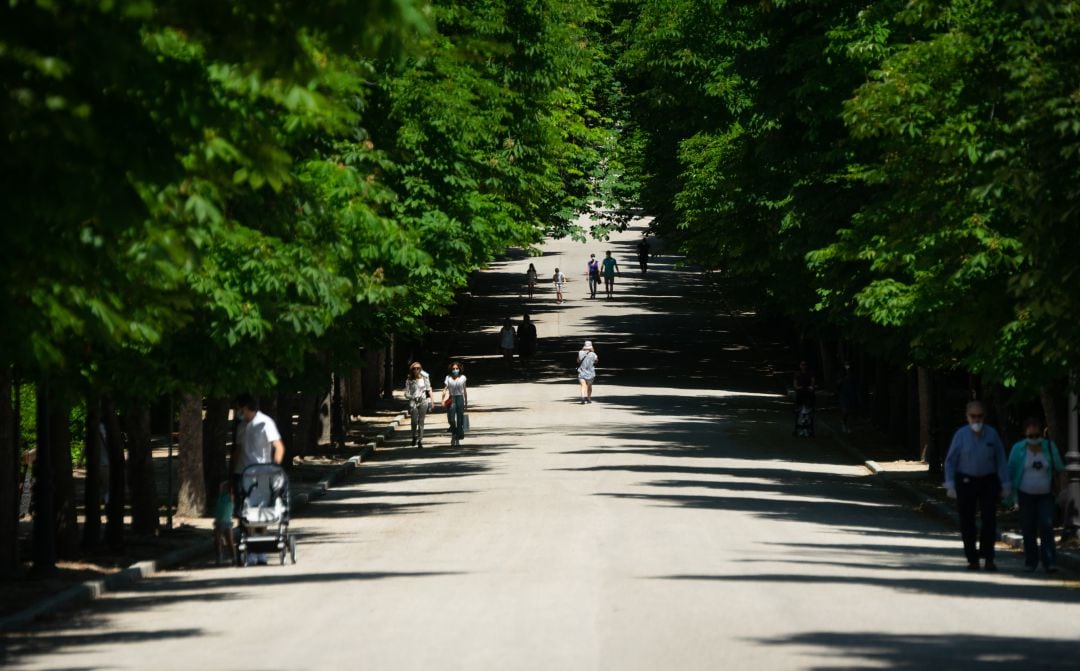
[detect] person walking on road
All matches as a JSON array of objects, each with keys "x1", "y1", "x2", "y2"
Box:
[
  {"x1": 1005, "y1": 418, "x2": 1065, "y2": 573},
  {"x1": 518, "y1": 314, "x2": 538, "y2": 371},
  {"x1": 405, "y1": 362, "x2": 433, "y2": 448},
  {"x1": 601, "y1": 251, "x2": 620, "y2": 299},
  {"x1": 587, "y1": 254, "x2": 601, "y2": 299},
  {"x1": 231, "y1": 394, "x2": 285, "y2": 565},
  {"x1": 637, "y1": 237, "x2": 651, "y2": 274},
  {"x1": 944, "y1": 400, "x2": 1010, "y2": 571},
  {"x1": 498, "y1": 317, "x2": 516, "y2": 369},
  {"x1": 442, "y1": 361, "x2": 468, "y2": 447},
  {"x1": 526, "y1": 263, "x2": 538, "y2": 299},
  {"x1": 553, "y1": 267, "x2": 566, "y2": 304},
  {"x1": 577, "y1": 341, "x2": 598, "y2": 404}
]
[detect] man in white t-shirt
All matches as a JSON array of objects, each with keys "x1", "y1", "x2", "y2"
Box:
[{"x1": 231, "y1": 394, "x2": 285, "y2": 479}]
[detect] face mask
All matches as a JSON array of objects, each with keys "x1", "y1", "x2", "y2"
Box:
[
  {"x1": 1027, "y1": 437, "x2": 1041, "y2": 446},
  {"x1": 969, "y1": 422, "x2": 983, "y2": 433},
  {"x1": 451, "y1": 370, "x2": 460, "y2": 377}
]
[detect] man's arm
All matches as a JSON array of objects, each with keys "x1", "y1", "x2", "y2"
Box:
[
  {"x1": 272, "y1": 439, "x2": 285, "y2": 465},
  {"x1": 943, "y1": 431, "x2": 961, "y2": 490}
]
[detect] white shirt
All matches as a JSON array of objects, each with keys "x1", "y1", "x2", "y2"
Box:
[
  {"x1": 444, "y1": 374, "x2": 467, "y2": 396},
  {"x1": 405, "y1": 374, "x2": 431, "y2": 404},
  {"x1": 235, "y1": 411, "x2": 281, "y2": 473},
  {"x1": 1020, "y1": 448, "x2": 1053, "y2": 495},
  {"x1": 553, "y1": 271, "x2": 565, "y2": 286},
  {"x1": 500, "y1": 326, "x2": 516, "y2": 349}
]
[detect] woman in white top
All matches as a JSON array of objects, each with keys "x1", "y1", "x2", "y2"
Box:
[
  {"x1": 526, "y1": 263, "x2": 538, "y2": 298},
  {"x1": 405, "y1": 362, "x2": 433, "y2": 448},
  {"x1": 577, "y1": 341, "x2": 598, "y2": 404},
  {"x1": 498, "y1": 317, "x2": 516, "y2": 368},
  {"x1": 552, "y1": 267, "x2": 566, "y2": 304},
  {"x1": 441, "y1": 361, "x2": 468, "y2": 447}
]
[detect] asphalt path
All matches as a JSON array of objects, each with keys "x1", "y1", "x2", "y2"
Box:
[{"x1": 4, "y1": 220, "x2": 1080, "y2": 670}]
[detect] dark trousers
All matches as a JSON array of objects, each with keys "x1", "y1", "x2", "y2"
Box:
[
  {"x1": 1018, "y1": 491, "x2": 1056, "y2": 568},
  {"x1": 956, "y1": 473, "x2": 999, "y2": 562}
]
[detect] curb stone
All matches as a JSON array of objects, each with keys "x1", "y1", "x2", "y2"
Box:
[
  {"x1": 820, "y1": 418, "x2": 1080, "y2": 574},
  {"x1": 0, "y1": 410, "x2": 406, "y2": 633}
]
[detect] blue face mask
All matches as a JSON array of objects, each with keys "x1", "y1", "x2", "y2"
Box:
[{"x1": 451, "y1": 370, "x2": 461, "y2": 377}]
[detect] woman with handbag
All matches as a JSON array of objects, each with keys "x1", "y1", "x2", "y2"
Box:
[
  {"x1": 405, "y1": 362, "x2": 433, "y2": 448},
  {"x1": 1005, "y1": 418, "x2": 1066, "y2": 573},
  {"x1": 441, "y1": 361, "x2": 468, "y2": 447}
]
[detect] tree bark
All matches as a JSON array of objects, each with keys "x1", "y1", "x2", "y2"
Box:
[
  {"x1": 917, "y1": 367, "x2": 934, "y2": 466},
  {"x1": 124, "y1": 403, "x2": 159, "y2": 534},
  {"x1": 0, "y1": 367, "x2": 17, "y2": 577},
  {"x1": 30, "y1": 380, "x2": 57, "y2": 577},
  {"x1": 277, "y1": 390, "x2": 297, "y2": 467},
  {"x1": 202, "y1": 397, "x2": 229, "y2": 511},
  {"x1": 1041, "y1": 383, "x2": 1064, "y2": 446},
  {"x1": 176, "y1": 393, "x2": 205, "y2": 518},
  {"x1": 103, "y1": 397, "x2": 126, "y2": 550},
  {"x1": 47, "y1": 386, "x2": 78, "y2": 558},
  {"x1": 82, "y1": 394, "x2": 102, "y2": 550}
]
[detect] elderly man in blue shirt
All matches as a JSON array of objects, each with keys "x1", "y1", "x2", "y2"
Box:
[{"x1": 944, "y1": 400, "x2": 1011, "y2": 571}]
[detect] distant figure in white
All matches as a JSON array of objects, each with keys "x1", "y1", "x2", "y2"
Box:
[
  {"x1": 552, "y1": 267, "x2": 566, "y2": 304},
  {"x1": 577, "y1": 341, "x2": 598, "y2": 404},
  {"x1": 526, "y1": 263, "x2": 538, "y2": 299},
  {"x1": 442, "y1": 361, "x2": 468, "y2": 447},
  {"x1": 498, "y1": 317, "x2": 516, "y2": 369}
]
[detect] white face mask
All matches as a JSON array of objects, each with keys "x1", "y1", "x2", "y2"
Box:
[
  {"x1": 969, "y1": 422, "x2": 984, "y2": 433},
  {"x1": 1027, "y1": 437, "x2": 1041, "y2": 446}
]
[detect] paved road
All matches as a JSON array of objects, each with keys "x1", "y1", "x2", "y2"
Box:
[{"x1": 4, "y1": 221, "x2": 1080, "y2": 670}]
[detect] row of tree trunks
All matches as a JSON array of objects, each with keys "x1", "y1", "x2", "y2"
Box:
[
  {"x1": 103, "y1": 397, "x2": 126, "y2": 549},
  {"x1": 0, "y1": 368, "x2": 17, "y2": 578}
]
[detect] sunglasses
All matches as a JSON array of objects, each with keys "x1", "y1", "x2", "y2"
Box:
[{"x1": 967, "y1": 413, "x2": 984, "y2": 419}]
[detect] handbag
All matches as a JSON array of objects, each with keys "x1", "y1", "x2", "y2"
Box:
[{"x1": 442, "y1": 396, "x2": 452, "y2": 408}]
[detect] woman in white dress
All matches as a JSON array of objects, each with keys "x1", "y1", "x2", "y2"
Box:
[{"x1": 526, "y1": 263, "x2": 538, "y2": 298}]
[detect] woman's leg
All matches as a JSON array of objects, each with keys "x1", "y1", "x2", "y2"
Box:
[
  {"x1": 1019, "y1": 492, "x2": 1039, "y2": 568},
  {"x1": 578, "y1": 378, "x2": 588, "y2": 401},
  {"x1": 410, "y1": 404, "x2": 419, "y2": 443},
  {"x1": 1037, "y1": 493, "x2": 1057, "y2": 569},
  {"x1": 586, "y1": 380, "x2": 593, "y2": 400},
  {"x1": 453, "y1": 395, "x2": 465, "y2": 439},
  {"x1": 416, "y1": 402, "x2": 427, "y2": 445}
]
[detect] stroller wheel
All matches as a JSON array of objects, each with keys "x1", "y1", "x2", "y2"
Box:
[
  {"x1": 289, "y1": 535, "x2": 297, "y2": 564},
  {"x1": 280, "y1": 549, "x2": 287, "y2": 566}
]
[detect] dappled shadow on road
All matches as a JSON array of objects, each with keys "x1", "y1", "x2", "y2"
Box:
[
  {"x1": 752, "y1": 632, "x2": 1080, "y2": 669},
  {"x1": 0, "y1": 570, "x2": 461, "y2": 666}
]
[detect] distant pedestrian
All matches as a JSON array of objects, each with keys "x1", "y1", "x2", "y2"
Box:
[
  {"x1": 601, "y1": 251, "x2": 619, "y2": 299},
  {"x1": 837, "y1": 361, "x2": 860, "y2": 433},
  {"x1": 498, "y1": 318, "x2": 516, "y2": 368},
  {"x1": 518, "y1": 314, "x2": 538, "y2": 369},
  {"x1": 637, "y1": 237, "x2": 651, "y2": 274},
  {"x1": 526, "y1": 263, "x2": 538, "y2": 299},
  {"x1": 943, "y1": 400, "x2": 1010, "y2": 571},
  {"x1": 577, "y1": 341, "x2": 598, "y2": 404},
  {"x1": 231, "y1": 394, "x2": 285, "y2": 499},
  {"x1": 587, "y1": 254, "x2": 600, "y2": 299},
  {"x1": 1005, "y1": 418, "x2": 1065, "y2": 573},
  {"x1": 442, "y1": 361, "x2": 468, "y2": 447},
  {"x1": 553, "y1": 267, "x2": 566, "y2": 304},
  {"x1": 405, "y1": 362, "x2": 433, "y2": 448},
  {"x1": 213, "y1": 481, "x2": 236, "y2": 565},
  {"x1": 792, "y1": 361, "x2": 816, "y2": 437}
]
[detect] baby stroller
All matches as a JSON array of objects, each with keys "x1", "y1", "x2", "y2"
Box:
[
  {"x1": 793, "y1": 388, "x2": 815, "y2": 438},
  {"x1": 237, "y1": 463, "x2": 297, "y2": 566}
]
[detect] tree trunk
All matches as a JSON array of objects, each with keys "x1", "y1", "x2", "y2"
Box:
[
  {"x1": 47, "y1": 386, "x2": 78, "y2": 558},
  {"x1": 0, "y1": 367, "x2": 17, "y2": 577},
  {"x1": 82, "y1": 394, "x2": 102, "y2": 550},
  {"x1": 202, "y1": 397, "x2": 229, "y2": 511},
  {"x1": 1041, "y1": 383, "x2": 1064, "y2": 446},
  {"x1": 277, "y1": 390, "x2": 297, "y2": 467},
  {"x1": 176, "y1": 393, "x2": 205, "y2": 518},
  {"x1": 817, "y1": 339, "x2": 836, "y2": 393},
  {"x1": 124, "y1": 403, "x2": 159, "y2": 534},
  {"x1": 103, "y1": 397, "x2": 126, "y2": 550},
  {"x1": 917, "y1": 367, "x2": 934, "y2": 465},
  {"x1": 30, "y1": 380, "x2": 57, "y2": 577}
]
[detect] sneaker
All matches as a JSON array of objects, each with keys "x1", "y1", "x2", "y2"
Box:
[
  {"x1": 967, "y1": 561, "x2": 980, "y2": 571},
  {"x1": 586, "y1": 399, "x2": 592, "y2": 404},
  {"x1": 1046, "y1": 565, "x2": 1059, "y2": 574},
  {"x1": 417, "y1": 441, "x2": 423, "y2": 449},
  {"x1": 411, "y1": 438, "x2": 417, "y2": 447},
  {"x1": 579, "y1": 399, "x2": 586, "y2": 404},
  {"x1": 983, "y1": 560, "x2": 997, "y2": 572}
]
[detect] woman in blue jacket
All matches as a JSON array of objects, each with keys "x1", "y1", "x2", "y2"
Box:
[{"x1": 1005, "y1": 418, "x2": 1066, "y2": 573}]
